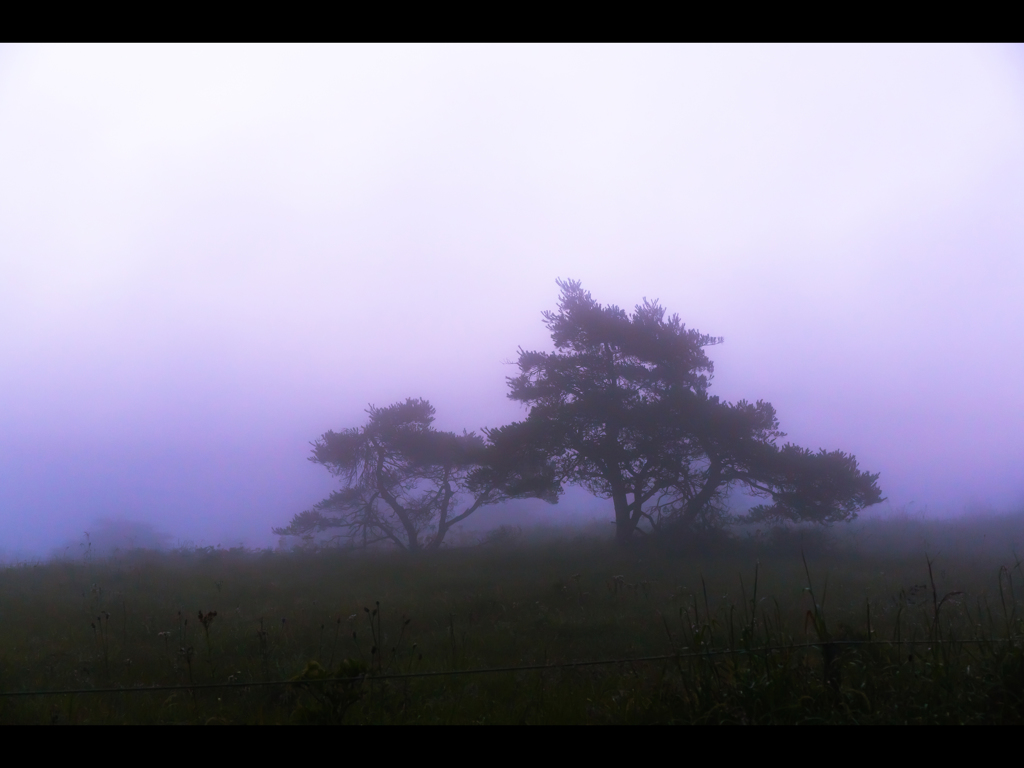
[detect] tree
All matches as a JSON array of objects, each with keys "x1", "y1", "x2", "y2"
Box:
[
  {"x1": 507, "y1": 280, "x2": 883, "y2": 544},
  {"x1": 274, "y1": 398, "x2": 559, "y2": 551}
]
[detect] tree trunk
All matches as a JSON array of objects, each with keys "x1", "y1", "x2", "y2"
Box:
[
  {"x1": 611, "y1": 483, "x2": 635, "y2": 545},
  {"x1": 426, "y1": 476, "x2": 456, "y2": 551},
  {"x1": 374, "y1": 450, "x2": 421, "y2": 551},
  {"x1": 682, "y1": 460, "x2": 722, "y2": 527}
]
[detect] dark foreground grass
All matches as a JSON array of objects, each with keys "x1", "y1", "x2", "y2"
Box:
[{"x1": 2, "y1": 515, "x2": 1024, "y2": 723}]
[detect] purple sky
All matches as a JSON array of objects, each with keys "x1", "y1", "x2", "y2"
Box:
[{"x1": 1, "y1": 45, "x2": 1023, "y2": 556}]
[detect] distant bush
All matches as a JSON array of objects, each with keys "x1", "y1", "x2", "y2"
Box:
[
  {"x1": 56, "y1": 519, "x2": 172, "y2": 560},
  {"x1": 482, "y1": 525, "x2": 523, "y2": 547}
]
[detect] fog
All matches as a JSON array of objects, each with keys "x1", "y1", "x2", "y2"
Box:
[{"x1": 1, "y1": 44, "x2": 1022, "y2": 557}]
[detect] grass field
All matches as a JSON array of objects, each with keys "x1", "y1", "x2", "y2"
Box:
[{"x1": 2, "y1": 513, "x2": 1023, "y2": 723}]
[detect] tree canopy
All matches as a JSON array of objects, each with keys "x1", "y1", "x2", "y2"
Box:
[
  {"x1": 506, "y1": 279, "x2": 883, "y2": 544},
  {"x1": 280, "y1": 280, "x2": 883, "y2": 550},
  {"x1": 273, "y1": 398, "x2": 559, "y2": 551}
]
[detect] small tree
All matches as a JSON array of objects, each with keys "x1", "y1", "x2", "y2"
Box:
[
  {"x1": 274, "y1": 398, "x2": 559, "y2": 551},
  {"x1": 507, "y1": 280, "x2": 883, "y2": 544}
]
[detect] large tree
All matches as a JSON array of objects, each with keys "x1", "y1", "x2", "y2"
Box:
[
  {"x1": 274, "y1": 398, "x2": 559, "y2": 551},
  {"x1": 507, "y1": 280, "x2": 883, "y2": 544}
]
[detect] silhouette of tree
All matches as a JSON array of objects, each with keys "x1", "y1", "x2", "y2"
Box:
[
  {"x1": 274, "y1": 398, "x2": 559, "y2": 551},
  {"x1": 507, "y1": 280, "x2": 883, "y2": 544}
]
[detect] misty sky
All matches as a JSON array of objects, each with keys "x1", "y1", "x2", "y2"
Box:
[{"x1": 1, "y1": 44, "x2": 1023, "y2": 556}]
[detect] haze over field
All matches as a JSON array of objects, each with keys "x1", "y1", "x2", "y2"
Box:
[{"x1": 1, "y1": 44, "x2": 1022, "y2": 556}]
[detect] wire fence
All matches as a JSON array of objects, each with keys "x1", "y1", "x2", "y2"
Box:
[{"x1": 1, "y1": 636, "x2": 1015, "y2": 698}]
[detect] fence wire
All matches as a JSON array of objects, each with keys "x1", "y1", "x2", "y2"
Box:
[{"x1": 0, "y1": 636, "x2": 1015, "y2": 698}]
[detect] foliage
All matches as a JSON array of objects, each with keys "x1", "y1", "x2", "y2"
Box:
[
  {"x1": 289, "y1": 659, "x2": 367, "y2": 724},
  {"x1": 507, "y1": 280, "x2": 883, "y2": 543},
  {"x1": 274, "y1": 399, "x2": 559, "y2": 551},
  {"x1": 3, "y1": 518, "x2": 1024, "y2": 724}
]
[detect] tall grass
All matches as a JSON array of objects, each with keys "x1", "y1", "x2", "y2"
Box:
[{"x1": 1, "y1": 513, "x2": 1023, "y2": 723}]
